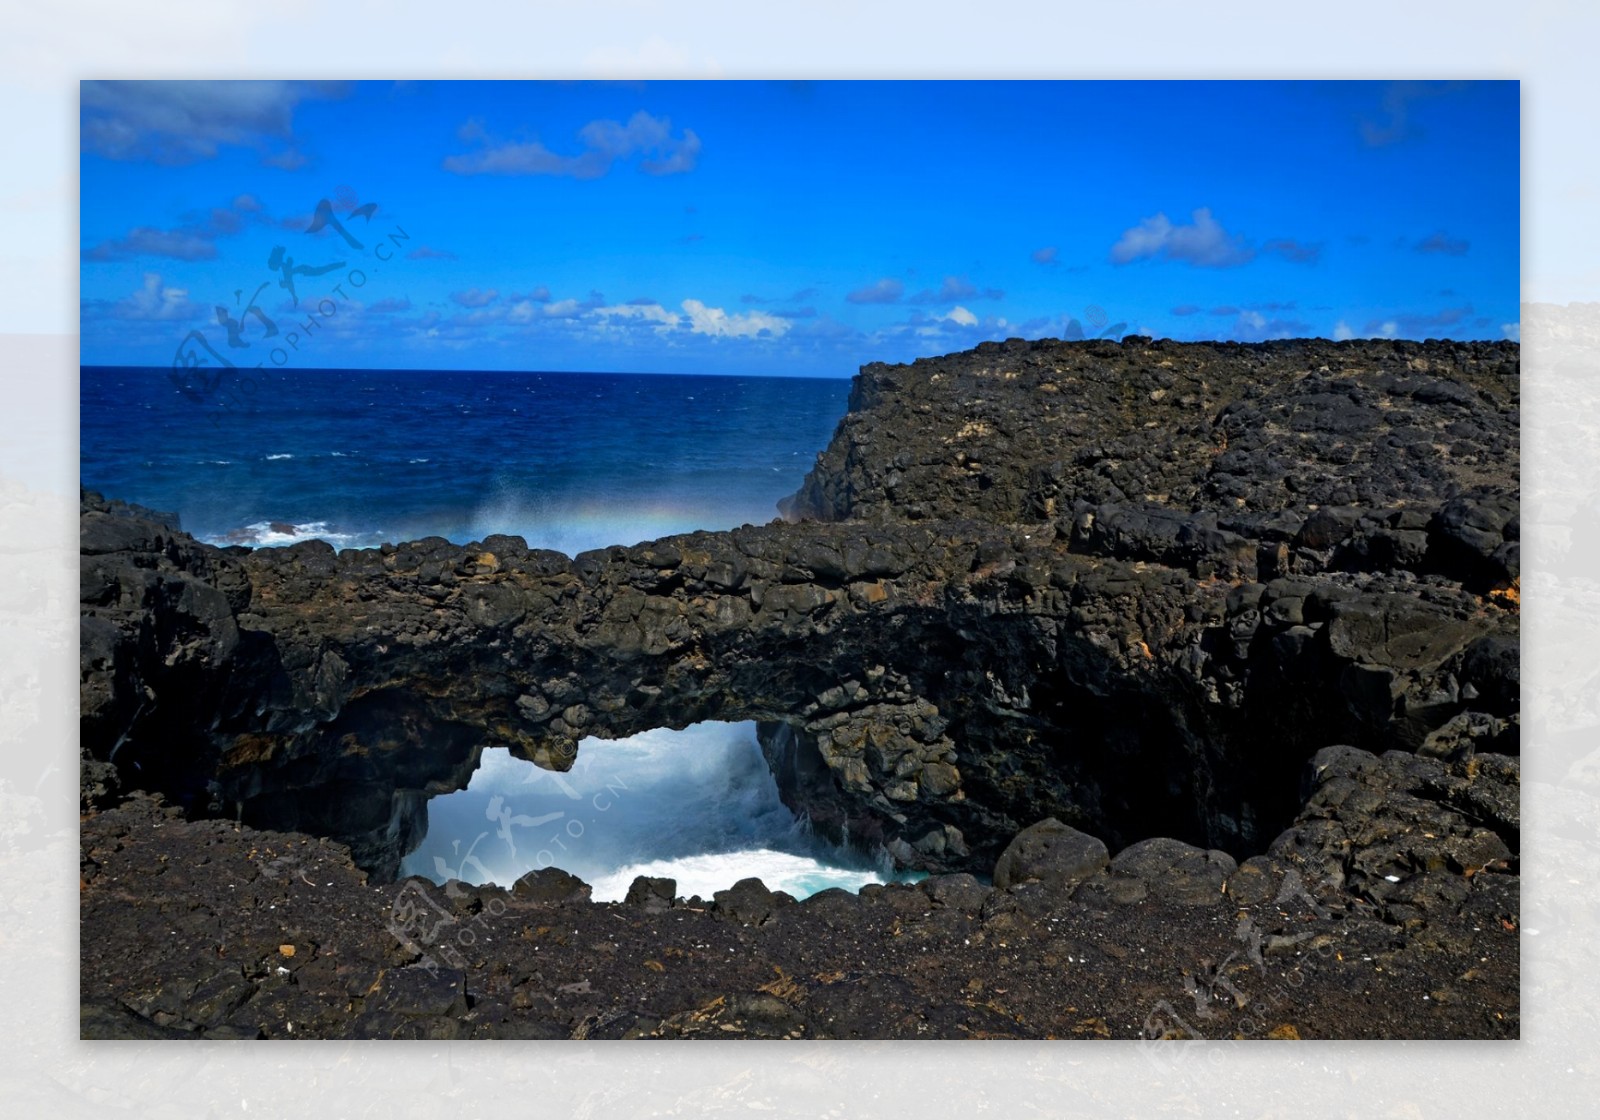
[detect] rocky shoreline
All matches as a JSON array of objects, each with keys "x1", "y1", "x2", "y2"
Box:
[{"x1": 79, "y1": 335, "x2": 1520, "y2": 1038}]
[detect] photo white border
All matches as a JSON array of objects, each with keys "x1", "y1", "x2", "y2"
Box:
[{"x1": 3, "y1": 3, "x2": 1588, "y2": 1114}]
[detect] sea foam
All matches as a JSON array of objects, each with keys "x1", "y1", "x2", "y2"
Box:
[{"x1": 401, "y1": 722, "x2": 905, "y2": 901}]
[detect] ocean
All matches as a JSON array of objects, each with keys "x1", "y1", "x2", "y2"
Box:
[
  {"x1": 404, "y1": 725, "x2": 903, "y2": 902},
  {"x1": 80, "y1": 365, "x2": 905, "y2": 900},
  {"x1": 80, "y1": 366, "x2": 849, "y2": 555}
]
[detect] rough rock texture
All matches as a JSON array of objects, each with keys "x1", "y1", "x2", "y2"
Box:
[
  {"x1": 79, "y1": 744, "x2": 1518, "y2": 1039},
  {"x1": 992, "y1": 818, "x2": 1109, "y2": 892},
  {"x1": 79, "y1": 335, "x2": 1520, "y2": 1038}
]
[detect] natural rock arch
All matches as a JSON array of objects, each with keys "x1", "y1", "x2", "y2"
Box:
[{"x1": 80, "y1": 337, "x2": 1520, "y2": 882}]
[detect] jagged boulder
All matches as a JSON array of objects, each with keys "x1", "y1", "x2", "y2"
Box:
[
  {"x1": 623, "y1": 875, "x2": 678, "y2": 912},
  {"x1": 1080, "y1": 837, "x2": 1237, "y2": 906},
  {"x1": 712, "y1": 877, "x2": 792, "y2": 925},
  {"x1": 511, "y1": 867, "x2": 592, "y2": 906},
  {"x1": 993, "y1": 818, "x2": 1110, "y2": 892}
]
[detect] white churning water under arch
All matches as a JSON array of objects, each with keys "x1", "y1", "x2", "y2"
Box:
[{"x1": 399, "y1": 720, "x2": 915, "y2": 901}]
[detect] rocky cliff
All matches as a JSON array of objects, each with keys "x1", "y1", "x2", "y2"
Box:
[
  {"x1": 80, "y1": 337, "x2": 1519, "y2": 879},
  {"x1": 79, "y1": 336, "x2": 1521, "y2": 1038}
]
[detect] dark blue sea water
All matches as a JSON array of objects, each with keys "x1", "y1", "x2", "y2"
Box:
[
  {"x1": 80, "y1": 367, "x2": 850, "y2": 555},
  {"x1": 81, "y1": 365, "x2": 907, "y2": 899}
]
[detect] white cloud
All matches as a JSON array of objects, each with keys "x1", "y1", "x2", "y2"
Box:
[
  {"x1": 1333, "y1": 320, "x2": 1355, "y2": 341},
  {"x1": 1360, "y1": 82, "x2": 1464, "y2": 147},
  {"x1": 431, "y1": 290, "x2": 791, "y2": 343},
  {"x1": 444, "y1": 111, "x2": 700, "y2": 178},
  {"x1": 1110, "y1": 207, "x2": 1256, "y2": 268},
  {"x1": 1263, "y1": 238, "x2": 1322, "y2": 264},
  {"x1": 1359, "y1": 305, "x2": 1474, "y2": 339},
  {"x1": 595, "y1": 302, "x2": 682, "y2": 331},
  {"x1": 1223, "y1": 308, "x2": 1307, "y2": 342},
  {"x1": 909, "y1": 276, "x2": 1003, "y2": 304},
  {"x1": 846, "y1": 278, "x2": 904, "y2": 304},
  {"x1": 84, "y1": 271, "x2": 200, "y2": 321},
  {"x1": 900, "y1": 306, "x2": 1002, "y2": 340},
  {"x1": 589, "y1": 116, "x2": 701, "y2": 176},
  {"x1": 450, "y1": 287, "x2": 498, "y2": 308},
  {"x1": 82, "y1": 194, "x2": 266, "y2": 261},
  {"x1": 680, "y1": 299, "x2": 789, "y2": 339},
  {"x1": 136, "y1": 273, "x2": 195, "y2": 319},
  {"x1": 80, "y1": 80, "x2": 345, "y2": 164},
  {"x1": 84, "y1": 226, "x2": 217, "y2": 261},
  {"x1": 1501, "y1": 321, "x2": 1520, "y2": 342}
]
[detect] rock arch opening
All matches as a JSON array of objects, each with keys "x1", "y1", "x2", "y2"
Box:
[
  {"x1": 80, "y1": 338, "x2": 1519, "y2": 906},
  {"x1": 399, "y1": 720, "x2": 910, "y2": 901}
]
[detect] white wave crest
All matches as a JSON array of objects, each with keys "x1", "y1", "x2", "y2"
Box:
[
  {"x1": 207, "y1": 520, "x2": 372, "y2": 549},
  {"x1": 401, "y1": 722, "x2": 907, "y2": 901}
]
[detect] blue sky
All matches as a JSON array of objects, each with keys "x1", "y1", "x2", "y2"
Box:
[{"x1": 79, "y1": 80, "x2": 1520, "y2": 377}]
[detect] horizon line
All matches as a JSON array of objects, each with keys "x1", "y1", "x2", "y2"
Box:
[{"x1": 78, "y1": 331, "x2": 1521, "y2": 380}]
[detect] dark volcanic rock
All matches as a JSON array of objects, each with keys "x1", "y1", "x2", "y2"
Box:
[
  {"x1": 79, "y1": 786, "x2": 1519, "y2": 1039},
  {"x1": 79, "y1": 336, "x2": 1520, "y2": 1039},
  {"x1": 1083, "y1": 837, "x2": 1237, "y2": 906},
  {"x1": 919, "y1": 872, "x2": 993, "y2": 912},
  {"x1": 78, "y1": 343, "x2": 1518, "y2": 883},
  {"x1": 713, "y1": 877, "x2": 792, "y2": 925},
  {"x1": 784, "y1": 338, "x2": 1516, "y2": 529},
  {"x1": 623, "y1": 875, "x2": 678, "y2": 912},
  {"x1": 993, "y1": 818, "x2": 1110, "y2": 892},
  {"x1": 511, "y1": 868, "x2": 593, "y2": 906},
  {"x1": 370, "y1": 966, "x2": 470, "y2": 1018},
  {"x1": 1268, "y1": 744, "x2": 1518, "y2": 925}
]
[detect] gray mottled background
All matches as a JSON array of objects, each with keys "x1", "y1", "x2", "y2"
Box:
[{"x1": 2, "y1": 4, "x2": 1588, "y2": 1115}]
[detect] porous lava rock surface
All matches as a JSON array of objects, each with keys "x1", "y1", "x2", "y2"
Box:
[{"x1": 80, "y1": 336, "x2": 1520, "y2": 1038}]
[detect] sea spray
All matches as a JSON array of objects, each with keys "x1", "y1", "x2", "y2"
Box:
[
  {"x1": 81, "y1": 367, "x2": 850, "y2": 558},
  {"x1": 399, "y1": 721, "x2": 909, "y2": 901}
]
